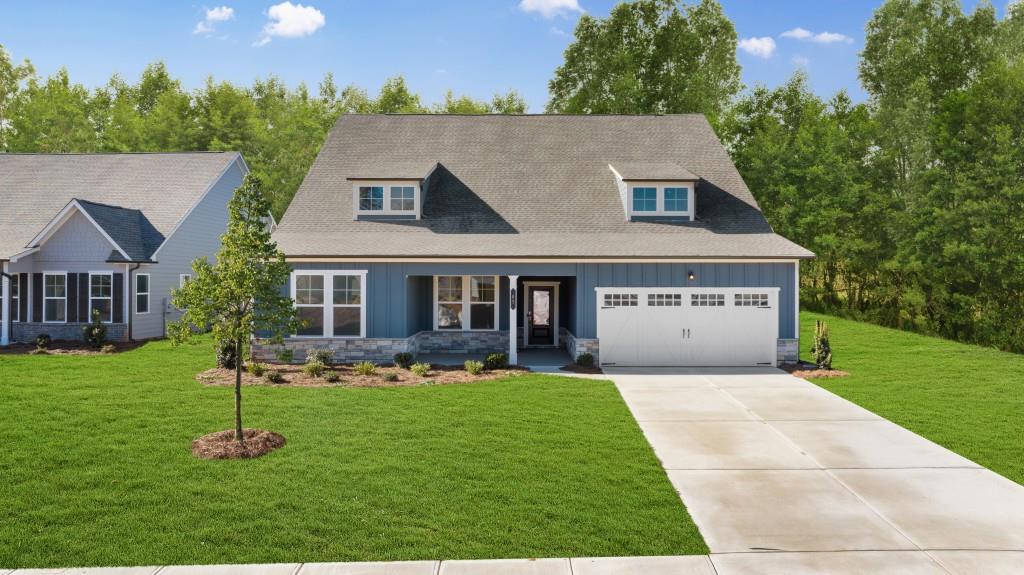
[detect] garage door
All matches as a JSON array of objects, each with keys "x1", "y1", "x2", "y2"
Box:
[{"x1": 596, "y1": 288, "x2": 779, "y2": 367}]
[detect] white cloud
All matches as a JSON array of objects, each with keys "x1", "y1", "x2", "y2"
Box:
[
  {"x1": 519, "y1": 0, "x2": 583, "y2": 19},
  {"x1": 738, "y1": 36, "x2": 776, "y2": 59},
  {"x1": 781, "y1": 27, "x2": 852, "y2": 44},
  {"x1": 549, "y1": 26, "x2": 568, "y2": 37},
  {"x1": 792, "y1": 55, "x2": 810, "y2": 67},
  {"x1": 256, "y1": 2, "x2": 325, "y2": 46},
  {"x1": 194, "y1": 5, "x2": 234, "y2": 35}
]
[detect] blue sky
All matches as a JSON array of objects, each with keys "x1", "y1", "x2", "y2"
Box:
[{"x1": 0, "y1": 1, "x2": 1005, "y2": 111}]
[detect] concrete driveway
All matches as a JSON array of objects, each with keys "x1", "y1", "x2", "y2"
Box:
[{"x1": 607, "y1": 367, "x2": 1024, "y2": 575}]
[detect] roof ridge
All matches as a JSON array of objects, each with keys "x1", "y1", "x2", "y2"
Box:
[{"x1": 0, "y1": 151, "x2": 236, "y2": 156}]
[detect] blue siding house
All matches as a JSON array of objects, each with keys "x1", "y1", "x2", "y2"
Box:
[{"x1": 259, "y1": 114, "x2": 813, "y2": 367}]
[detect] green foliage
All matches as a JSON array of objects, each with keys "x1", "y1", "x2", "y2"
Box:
[
  {"x1": 323, "y1": 371, "x2": 341, "y2": 383},
  {"x1": 393, "y1": 352, "x2": 414, "y2": 369},
  {"x1": 353, "y1": 361, "x2": 377, "y2": 376},
  {"x1": 247, "y1": 362, "x2": 267, "y2": 377},
  {"x1": 216, "y1": 338, "x2": 239, "y2": 369},
  {"x1": 381, "y1": 372, "x2": 399, "y2": 382},
  {"x1": 262, "y1": 369, "x2": 284, "y2": 384},
  {"x1": 33, "y1": 334, "x2": 50, "y2": 350},
  {"x1": 410, "y1": 362, "x2": 431, "y2": 377},
  {"x1": 305, "y1": 347, "x2": 333, "y2": 365},
  {"x1": 275, "y1": 347, "x2": 294, "y2": 364},
  {"x1": 810, "y1": 320, "x2": 833, "y2": 369},
  {"x1": 100, "y1": 344, "x2": 117, "y2": 354},
  {"x1": 464, "y1": 360, "x2": 484, "y2": 375},
  {"x1": 81, "y1": 309, "x2": 107, "y2": 348},
  {"x1": 302, "y1": 361, "x2": 326, "y2": 378},
  {"x1": 484, "y1": 352, "x2": 508, "y2": 370},
  {"x1": 547, "y1": 0, "x2": 741, "y2": 121},
  {"x1": 576, "y1": 353, "x2": 595, "y2": 367}
]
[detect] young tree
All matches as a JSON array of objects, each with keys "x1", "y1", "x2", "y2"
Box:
[{"x1": 170, "y1": 174, "x2": 298, "y2": 441}]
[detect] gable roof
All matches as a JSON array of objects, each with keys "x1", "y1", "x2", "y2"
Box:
[
  {"x1": 274, "y1": 114, "x2": 813, "y2": 259},
  {"x1": 0, "y1": 152, "x2": 241, "y2": 261}
]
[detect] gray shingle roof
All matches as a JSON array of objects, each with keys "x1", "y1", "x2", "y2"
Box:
[
  {"x1": 0, "y1": 152, "x2": 240, "y2": 260},
  {"x1": 612, "y1": 161, "x2": 699, "y2": 181},
  {"x1": 274, "y1": 114, "x2": 813, "y2": 259}
]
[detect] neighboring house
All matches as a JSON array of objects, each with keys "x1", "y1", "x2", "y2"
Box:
[
  {"x1": 258, "y1": 114, "x2": 814, "y2": 367},
  {"x1": 0, "y1": 152, "x2": 247, "y2": 345}
]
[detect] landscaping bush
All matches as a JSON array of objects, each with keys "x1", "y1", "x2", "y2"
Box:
[
  {"x1": 810, "y1": 320, "x2": 833, "y2": 369},
  {"x1": 275, "y1": 347, "x2": 294, "y2": 364},
  {"x1": 247, "y1": 362, "x2": 267, "y2": 377},
  {"x1": 354, "y1": 361, "x2": 377, "y2": 376},
  {"x1": 81, "y1": 309, "x2": 107, "y2": 348},
  {"x1": 34, "y1": 333, "x2": 51, "y2": 350},
  {"x1": 303, "y1": 361, "x2": 326, "y2": 378},
  {"x1": 216, "y1": 338, "x2": 238, "y2": 370},
  {"x1": 306, "y1": 347, "x2": 333, "y2": 365},
  {"x1": 324, "y1": 372, "x2": 341, "y2": 383},
  {"x1": 100, "y1": 344, "x2": 117, "y2": 354},
  {"x1": 484, "y1": 352, "x2": 508, "y2": 370},
  {"x1": 576, "y1": 352, "x2": 594, "y2": 367},
  {"x1": 464, "y1": 360, "x2": 484, "y2": 375},
  {"x1": 263, "y1": 370, "x2": 284, "y2": 384},
  {"x1": 393, "y1": 352, "x2": 414, "y2": 369},
  {"x1": 410, "y1": 362, "x2": 431, "y2": 377},
  {"x1": 381, "y1": 372, "x2": 399, "y2": 382}
]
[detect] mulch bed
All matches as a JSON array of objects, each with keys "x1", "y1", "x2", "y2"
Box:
[
  {"x1": 560, "y1": 363, "x2": 604, "y2": 374},
  {"x1": 0, "y1": 341, "x2": 146, "y2": 356},
  {"x1": 781, "y1": 362, "x2": 850, "y2": 378},
  {"x1": 196, "y1": 363, "x2": 528, "y2": 388},
  {"x1": 191, "y1": 428, "x2": 286, "y2": 460}
]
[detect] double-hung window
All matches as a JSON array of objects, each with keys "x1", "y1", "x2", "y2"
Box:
[
  {"x1": 10, "y1": 277, "x2": 19, "y2": 322},
  {"x1": 632, "y1": 187, "x2": 657, "y2": 212},
  {"x1": 136, "y1": 274, "x2": 150, "y2": 314},
  {"x1": 292, "y1": 271, "x2": 366, "y2": 338},
  {"x1": 43, "y1": 273, "x2": 67, "y2": 323},
  {"x1": 89, "y1": 272, "x2": 113, "y2": 323},
  {"x1": 434, "y1": 276, "x2": 499, "y2": 331}
]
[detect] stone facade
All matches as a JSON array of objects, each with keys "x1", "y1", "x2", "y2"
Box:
[
  {"x1": 12, "y1": 322, "x2": 128, "y2": 344},
  {"x1": 777, "y1": 338, "x2": 799, "y2": 363},
  {"x1": 251, "y1": 330, "x2": 511, "y2": 364},
  {"x1": 561, "y1": 328, "x2": 600, "y2": 365},
  {"x1": 414, "y1": 330, "x2": 509, "y2": 355}
]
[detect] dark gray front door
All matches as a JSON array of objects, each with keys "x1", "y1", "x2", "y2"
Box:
[{"x1": 528, "y1": 287, "x2": 554, "y2": 345}]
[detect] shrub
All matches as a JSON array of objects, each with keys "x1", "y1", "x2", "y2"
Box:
[
  {"x1": 306, "y1": 347, "x2": 333, "y2": 365},
  {"x1": 393, "y1": 352, "x2": 414, "y2": 369},
  {"x1": 484, "y1": 352, "x2": 508, "y2": 370},
  {"x1": 464, "y1": 360, "x2": 484, "y2": 375},
  {"x1": 81, "y1": 309, "x2": 107, "y2": 348},
  {"x1": 247, "y1": 362, "x2": 267, "y2": 377},
  {"x1": 35, "y1": 334, "x2": 52, "y2": 350},
  {"x1": 216, "y1": 338, "x2": 238, "y2": 369},
  {"x1": 381, "y1": 372, "x2": 399, "y2": 382},
  {"x1": 100, "y1": 344, "x2": 117, "y2": 354},
  {"x1": 353, "y1": 361, "x2": 377, "y2": 376},
  {"x1": 324, "y1": 372, "x2": 341, "y2": 383},
  {"x1": 810, "y1": 320, "x2": 833, "y2": 369},
  {"x1": 302, "y1": 360, "x2": 326, "y2": 378},
  {"x1": 263, "y1": 370, "x2": 285, "y2": 384},
  {"x1": 576, "y1": 352, "x2": 594, "y2": 367},
  {"x1": 410, "y1": 362, "x2": 431, "y2": 377},
  {"x1": 275, "y1": 347, "x2": 295, "y2": 364}
]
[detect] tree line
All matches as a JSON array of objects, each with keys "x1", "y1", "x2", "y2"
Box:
[{"x1": 2, "y1": 0, "x2": 1023, "y2": 352}]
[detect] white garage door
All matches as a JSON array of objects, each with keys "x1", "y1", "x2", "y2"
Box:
[{"x1": 596, "y1": 288, "x2": 779, "y2": 367}]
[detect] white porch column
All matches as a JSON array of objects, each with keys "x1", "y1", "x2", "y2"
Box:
[
  {"x1": 1, "y1": 262, "x2": 10, "y2": 346},
  {"x1": 508, "y1": 275, "x2": 519, "y2": 365}
]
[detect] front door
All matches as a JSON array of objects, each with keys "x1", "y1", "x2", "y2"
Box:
[{"x1": 528, "y1": 286, "x2": 554, "y2": 346}]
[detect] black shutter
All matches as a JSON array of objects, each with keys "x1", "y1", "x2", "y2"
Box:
[
  {"x1": 32, "y1": 273, "x2": 42, "y2": 322},
  {"x1": 67, "y1": 273, "x2": 79, "y2": 323},
  {"x1": 5, "y1": 276, "x2": 10, "y2": 323},
  {"x1": 113, "y1": 273, "x2": 124, "y2": 324},
  {"x1": 19, "y1": 274, "x2": 28, "y2": 322},
  {"x1": 78, "y1": 273, "x2": 89, "y2": 322}
]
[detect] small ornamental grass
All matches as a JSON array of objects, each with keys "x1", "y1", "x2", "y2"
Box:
[
  {"x1": 324, "y1": 372, "x2": 341, "y2": 383},
  {"x1": 410, "y1": 362, "x2": 431, "y2": 377},
  {"x1": 484, "y1": 352, "x2": 509, "y2": 370},
  {"x1": 464, "y1": 360, "x2": 485, "y2": 375},
  {"x1": 302, "y1": 361, "x2": 326, "y2": 378},
  {"x1": 353, "y1": 361, "x2": 377, "y2": 376},
  {"x1": 381, "y1": 372, "x2": 399, "y2": 382},
  {"x1": 306, "y1": 348, "x2": 333, "y2": 365},
  {"x1": 262, "y1": 369, "x2": 284, "y2": 384},
  {"x1": 247, "y1": 362, "x2": 267, "y2": 377}
]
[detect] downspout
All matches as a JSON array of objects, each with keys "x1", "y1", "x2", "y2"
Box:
[
  {"x1": 127, "y1": 263, "x2": 141, "y2": 341},
  {"x1": 1, "y1": 261, "x2": 11, "y2": 346}
]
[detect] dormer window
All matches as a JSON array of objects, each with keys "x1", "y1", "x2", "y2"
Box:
[
  {"x1": 352, "y1": 181, "x2": 421, "y2": 219},
  {"x1": 632, "y1": 187, "x2": 657, "y2": 212},
  {"x1": 390, "y1": 186, "x2": 415, "y2": 211},
  {"x1": 664, "y1": 187, "x2": 688, "y2": 212},
  {"x1": 359, "y1": 186, "x2": 384, "y2": 211},
  {"x1": 627, "y1": 184, "x2": 693, "y2": 219}
]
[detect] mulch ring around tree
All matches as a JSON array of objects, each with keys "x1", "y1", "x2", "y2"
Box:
[
  {"x1": 191, "y1": 428, "x2": 286, "y2": 460},
  {"x1": 0, "y1": 340, "x2": 146, "y2": 355},
  {"x1": 781, "y1": 362, "x2": 850, "y2": 378},
  {"x1": 195, "y1": 364, "x2": 529, "y2": 388}
]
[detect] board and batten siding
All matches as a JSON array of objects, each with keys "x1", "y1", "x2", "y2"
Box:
[
  {"x1": 131, "y1": 156, "x2": 247, "y2": 339},
  {"x1": 285, "y1": 261, "x2": 797, "y2": 341}
]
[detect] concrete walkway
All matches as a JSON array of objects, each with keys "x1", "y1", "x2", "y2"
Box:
[{"x1": 606, "y1": 366, "x2": 1024, "y2": 574}]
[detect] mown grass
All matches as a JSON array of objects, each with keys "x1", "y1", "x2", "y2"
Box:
[
  {"x1": 0, "y1": 338, "x2": 705, "y2": 568},
  {"x1": 802, "y1": 311, "x2": 1024, "y2": 485}
]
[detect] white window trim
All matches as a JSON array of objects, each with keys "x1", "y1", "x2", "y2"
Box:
[
  {"x1": 135, "y1": 273, "x2": 151, "y2": 315},
  {"x1": 289, "y1": 270, "x2": 368, "y2": 339},
  {"x1": 88, "y1": 271, "x2": 114, "y2": 324},
  {"x1": 42, "y1": 272, "x2": 68, "y2": 324},
  {"x1": 432, "y1": 275, "x2": 500, "y2": 332},
  {"x1": 352, "y1": 181, "x2": 421, "y2": 219},
  {"x1": 10, "y1": 275, "x2": 19, "y2": 323},
  {"x1": 627, "y1": 182, "x2": 695, "y2": 218}
]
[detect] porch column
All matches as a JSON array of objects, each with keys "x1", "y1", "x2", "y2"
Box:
[
  {"x1": 1, "y1": 262, "x2": 9, "y2": 346},
  {"x1": 508, "y1": 275, "x2": 518, "y2": 365}
]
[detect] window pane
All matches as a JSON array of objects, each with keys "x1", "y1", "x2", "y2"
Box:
[
  {"x1": 664, "y1": 187, "x2": 688, "y2": 212},
  {"x1": 470, "y1": 276, "x2": 495, "y2": 302},
  {"x1": 91, "y1": 300, "x2": 112, "y2": 322},
  {"x1": 136, "y1": 274, "x2": 149, "y2": 294},
  {"x1": 632, "y1": 187, "x2": 657, "y2": 212},
  {"x1": 333, "y1": 275, "x2": 361, "y2": 305},
  {"x1": 470, "y1": 303, "x2": 495, "y2": 329},
  {"x1": 437, "y1": 303, "x2": 463, "y2": 329},
  {"x1": 437, "y1": 276, "x2": 462, "y2": 302},
  {"x1": 91, "y1": 275, "x2": 112, "y2": 297},
  {"x1": 359, "y1": 186, "x2": 384, "y2": 210},
  {"x1": 45, "y1": 276, "x2": 65, "y2": 298},
  {"x1": 136, "y1": 294, "x2": 149, "y2": 314},
  {"x1": 390, "y1": 186, "x2": 415, "y2": 211},
  {"x1": 45, "y1": 299, "x2": 65, "y2": 322},
  {"x1": 295, "y1": 275, "x2": 324, "y2": 305},
  {"x1": 296, "y1": 307, "x2": 324, "y2": 336},
  {"x1": 333, "y1": 307, "x2": 361, "y2": 337}
]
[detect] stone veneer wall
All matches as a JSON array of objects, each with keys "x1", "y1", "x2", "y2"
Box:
[
  {"x1": 561, "y1": 328, "x2": 600, "y2": 364},
  {"x1": 777, "y1": 338, "x2": 799, "y2": 363},
  {"x1": 251, "y1": 330, "x2": 511, "y2": 364},
  {"x1": 414, "y1": 330, "x2": 509, "y2": 355},
  {"x1": 12, "y1": 322, "x2": 128, "y2": 343}
]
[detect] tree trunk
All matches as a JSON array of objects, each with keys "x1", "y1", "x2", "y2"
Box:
[{"x1": 234, "y1": 338, "x2": 243, "y2": 442}]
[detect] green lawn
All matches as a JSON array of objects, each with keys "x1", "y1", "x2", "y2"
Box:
[
  {"x1": 802, "y1": 311, "x2": 1024, "y2": 485},
  {"x1": 0, "y1": 339, "x2": 705, "y2": 568}
]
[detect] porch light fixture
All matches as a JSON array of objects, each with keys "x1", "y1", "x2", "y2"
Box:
[
  {"x1": 688, "y1": 271, "x2": 696, "y2": 281},
  {"x1": 511, "y1": 288, "x2": 517, "y2": 310}
]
